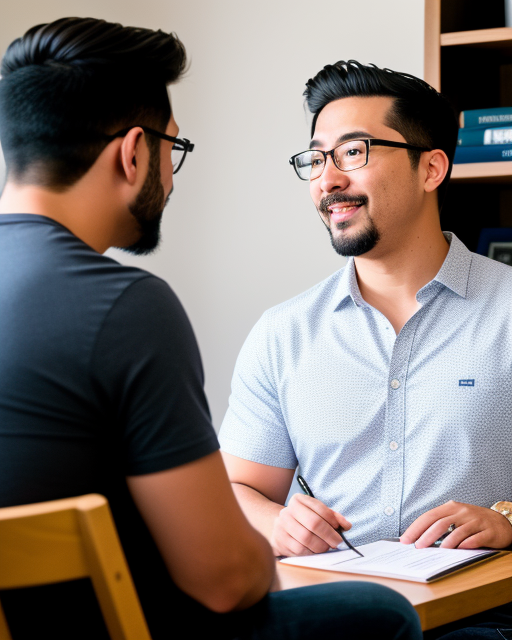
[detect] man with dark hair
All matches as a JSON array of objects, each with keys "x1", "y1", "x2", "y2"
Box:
[
  {"x1": 0, "y1": 24, "x2": 421, "y2": 640},
  {"x1": 220, "y1": 60, "x2": 512, "y2": 639}
]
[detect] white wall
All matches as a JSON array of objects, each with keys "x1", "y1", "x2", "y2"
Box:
[{"x1": 0, "y1": 0, "x2": 424, "y2": 429}]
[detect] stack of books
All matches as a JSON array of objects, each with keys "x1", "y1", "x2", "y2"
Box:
[{"x1": 454, "y1": 106, "x2": 512, "y2": 164}]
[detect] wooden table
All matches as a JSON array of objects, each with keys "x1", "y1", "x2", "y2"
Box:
[{"x1": 275, "y1": 552, "x2": 512, "y2": 631}]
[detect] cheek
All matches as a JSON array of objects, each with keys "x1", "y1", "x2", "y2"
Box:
[
  {"x1": 309, "y1": 182, "x2": 321, "y2": 207},
  {"x1": 161, "y1": 158, "x2": 174, "y2": 193}
]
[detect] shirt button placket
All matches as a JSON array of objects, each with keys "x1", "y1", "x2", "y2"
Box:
[
  {"x1": 382, "y1": 374, "x2": 403, "y2": 536},
  {"x1": 381, "y1": 317, "x2": 418, "y2": 539}
]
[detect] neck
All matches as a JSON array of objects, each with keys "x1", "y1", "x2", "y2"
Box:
[
  {"x1": 353, "y1": 208, "x2": 449, "y2": 333},
  {"x1": 0, "y1": 161, "x2": 136, "y2": 254}
]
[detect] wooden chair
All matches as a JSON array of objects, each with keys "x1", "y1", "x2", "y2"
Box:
[{"x1": 0, "y1": 494, "x2": 152, "y2": 640}]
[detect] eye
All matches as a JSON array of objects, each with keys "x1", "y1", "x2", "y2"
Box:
[{"x1": 343, "y1": 146, "x2": 362, "y2": 157}]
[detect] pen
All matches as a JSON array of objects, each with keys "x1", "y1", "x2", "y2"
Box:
[{"x1": 296, "y1": 475, "x2": 364, "y2": 558}]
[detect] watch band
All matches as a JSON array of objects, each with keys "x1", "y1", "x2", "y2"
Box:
[{"x1": 491, "y1": 501, "x2": 512, "y2": 527}]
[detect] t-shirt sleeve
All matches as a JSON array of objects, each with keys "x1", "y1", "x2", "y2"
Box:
[
  {"x1": 218, "y1": 311, "x2": 297, "y2": 469},
  {"x1": 91, "y1": 276, "x2": 219, "y2": 475}
]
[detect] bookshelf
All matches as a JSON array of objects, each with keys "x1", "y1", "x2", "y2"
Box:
[{"x1": 424, "y1": 0, "x2": 512, "y2": 252}]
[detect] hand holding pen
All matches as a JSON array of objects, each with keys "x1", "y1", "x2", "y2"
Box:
[
  {"x1": 270, "y1": 474, "x2": 357, "y2": 558},
  {"x1": 297, "y1": 476, "x2": 364, "y2": 558}
]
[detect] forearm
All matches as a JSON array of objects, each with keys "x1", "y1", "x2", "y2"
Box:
[{"x1": 231, "y1": 482, "x2": 285, "y2": 553}]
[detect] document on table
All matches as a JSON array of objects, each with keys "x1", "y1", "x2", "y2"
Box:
[{"x1": 280, "y1": 540, "x2": 501, "y2": 583}]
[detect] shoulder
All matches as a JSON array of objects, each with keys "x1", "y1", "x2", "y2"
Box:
[
  {"x1": 254, "y1": 267, "x2": 346, "y2": 336},
  {"x1": 106, "y1": 273, "x2": 196, "y2": 346},
  {"x1": 469, "y1": 251, "x2": 512, "y2": 277},
  {"x1": 66, "y1": 247, "x2": 185, "y2": 319},
  {"x1": 233, "y1": 267, "x2": 347, "y2": 376},
  {"x1": 468, "y1": 252, "x2": 512, "y2": 299}
]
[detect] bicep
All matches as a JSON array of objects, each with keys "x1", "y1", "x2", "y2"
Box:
[{"x1": 222, "y1": 451, "x2": 295, "y2": 505}]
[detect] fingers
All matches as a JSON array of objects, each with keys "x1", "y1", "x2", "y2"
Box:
[
  {"x1": 400, "y1": 502, "x2": 455, "y2": 546},
  {"x1": 401, "y1": 500, "x2": 512, "y2": 550},
  {"x1": 333, "y1": 510, "x2": 352, "y2": 532},
  {"x1": 439, "y1": 524, "x2": 481, "y2": 549},
  {"x1": 272, "y1": 493, "x2": 351, "y2": 557},
  {"x1": 409, "y1": 517, "x2": 456, "y2": 549},
  {"x1": 455, "y1": 532, "x2": 488, "y2": 550}
]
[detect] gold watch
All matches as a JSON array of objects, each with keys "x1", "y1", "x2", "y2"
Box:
[{"x1": 491, "y1": 501, "x2": 512, "y2": 527}]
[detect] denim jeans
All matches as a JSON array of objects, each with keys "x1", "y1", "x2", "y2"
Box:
[{"x1": 226, "y1": 581, "x2": 422, "y2": 640}]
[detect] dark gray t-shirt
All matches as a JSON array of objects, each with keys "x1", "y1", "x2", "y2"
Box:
[{"x1": 0, "y1": 214, "x2": 219, "y2": 638}]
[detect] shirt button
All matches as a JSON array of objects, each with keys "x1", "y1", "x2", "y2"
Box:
[
  {"x1": 390, "y1": 379, "x2": 400, "y2": 389},
  {"x1": 389, "y1": 441, "x2": 399, "y2": 451},
  {"x1": 384, "y1": 506, "x2": 395, "y2": 516}
]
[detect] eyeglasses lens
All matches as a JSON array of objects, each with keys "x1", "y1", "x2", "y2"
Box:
[
  {"x1": 171, "y1": 145, "x2": 185, "y2": 171},
  {"x1": 294, "y1": 140, "x2": 368, "y2": 180},
  {"x1": 295, "y1": 151, "x2": 323, "y2": 180},
  {"x1": 335, "y1": 140, "x2": 367, "y2": 171}
]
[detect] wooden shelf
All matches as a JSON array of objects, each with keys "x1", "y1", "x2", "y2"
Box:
[
  {"x1": 441, "y1": 27, "x2": 512, "y2": 48},
  {"x1": 425, "y1": 1, "x2": 512, "y2": 249},
  {"x1": 451, "y1": 161, "x2": 512, "y2": 183}
]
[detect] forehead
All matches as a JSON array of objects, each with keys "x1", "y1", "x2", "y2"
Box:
[{"x1": 311, "y1": 96, "x2": 399, "y2": 147}]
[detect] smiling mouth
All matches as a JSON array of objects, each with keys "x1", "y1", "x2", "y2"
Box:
[{"x1": 328, "y1": 203, "x2": 364, "y2": 224}]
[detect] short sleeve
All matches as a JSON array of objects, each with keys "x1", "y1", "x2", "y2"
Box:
[
  {"x1": 92, "y1": 276, "x2": 219, "y2": 475},
  {"x1": 218, "y1": 312, "x2": 297, "y2": 468}
]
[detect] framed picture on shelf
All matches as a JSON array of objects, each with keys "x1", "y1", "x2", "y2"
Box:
[
  {"x1": 476, "y1": 228, "x2": 512, "y2": 264},
  {"x1": 488, "y1": 242, "x2": 512, "y2": 266}
]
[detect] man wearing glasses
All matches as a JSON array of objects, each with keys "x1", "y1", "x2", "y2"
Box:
[
  {"x1": 220, "y1": 60, "x2": 512, "y2": 639},
  {"x1": 0, "y1": 23, "x2": 421, "y2": 640}
]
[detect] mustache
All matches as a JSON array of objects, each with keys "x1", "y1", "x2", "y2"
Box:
[{"x1": 319, "y1": 192, "x2": 368, "y2": 215}]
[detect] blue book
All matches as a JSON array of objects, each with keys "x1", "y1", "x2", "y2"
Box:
[
  {"x1": 460, "y1": 107, "x2": 512, "y2": 128},
  {"x1": 457, "y1": 127, "x2": 512, "y2": 146},
  {"x1": 454, "y1": 144, "x2": 512, "y2": 163}
]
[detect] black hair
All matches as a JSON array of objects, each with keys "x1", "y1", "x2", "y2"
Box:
[
  {"x1": 0, "y1": 17, "x2": 187, "y2": 189},
  {"x1": 304, "y1": 60, "x2": 458, "y2": 210}
]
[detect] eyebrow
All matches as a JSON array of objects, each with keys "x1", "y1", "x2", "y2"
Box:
[{"x1": 309, "y1": 130, "x2": 376, "y2": 150}]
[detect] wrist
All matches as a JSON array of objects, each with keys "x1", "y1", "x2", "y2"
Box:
[{"x1": 490, "y1": 501, "x2": 512, "y2": 528}]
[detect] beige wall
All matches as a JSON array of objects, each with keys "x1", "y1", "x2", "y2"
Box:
[{"x1": 0, "y1": 0, "x2": 424, "y2": 428}]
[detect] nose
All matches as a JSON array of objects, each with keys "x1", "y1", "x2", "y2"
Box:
[{"x1": 318, "y1": 154, "x2": 350, "y2": 194}]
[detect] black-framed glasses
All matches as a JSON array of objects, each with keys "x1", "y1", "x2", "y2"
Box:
[
  {"x1": 289, "y1": 138, "x2": 431, "y2": 181},
  {"x1": 110, "y1": 126, "x2": 195, "y2": 174}
]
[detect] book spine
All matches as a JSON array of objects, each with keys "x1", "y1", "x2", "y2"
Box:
[
  {"x1": 457, "y1": 127, "x2": 512, "y2": 146},
  {"x1": 454, "y1": 144, "x2": 512, "y2": 163},
  {"x1": 460, "y1": 107, "x2": 512, "y2": 129}
]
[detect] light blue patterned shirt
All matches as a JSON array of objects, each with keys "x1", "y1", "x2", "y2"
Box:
[{"x1": 219, "y1": 233, "x2": 512, "y2": 545}]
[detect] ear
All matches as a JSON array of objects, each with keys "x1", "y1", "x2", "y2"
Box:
[
  {"x1": 423, "y1": 149, "x2": 450, "y2": 194},
  {"x1": 118, "y1": 127, "x2": 146, "y2": 186}
]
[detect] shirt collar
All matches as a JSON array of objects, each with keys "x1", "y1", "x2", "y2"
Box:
[
  {"x1": 333, "y1": 257, "x2": 364, "y2": 311},
  {"x1": 333, "y1": 231, "x2": 472, "y2": 311},
  {"x1": 431, "y1": 232, "x2": 472, "y2": 299}
]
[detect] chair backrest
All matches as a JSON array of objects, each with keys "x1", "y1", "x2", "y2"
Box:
[{"x1": 0, "y1": 494, "x2": 152, "y2": 640}]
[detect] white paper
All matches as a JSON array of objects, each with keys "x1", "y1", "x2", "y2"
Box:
[{"x1": 280, "y1": 540, "x2": 498, "y2": 582}]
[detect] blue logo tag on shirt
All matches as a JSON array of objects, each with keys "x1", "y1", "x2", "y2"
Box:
[{"x1": 459, "y1": 379, "x2": 475, "y2": 387}]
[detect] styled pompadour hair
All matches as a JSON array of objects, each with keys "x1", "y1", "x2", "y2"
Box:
[
  {"x1": 304, "y1": 60, "x2": 458, "y2": 210},
  {"x1": 0, "y1": 17, "x2": 187, "y2": 189}
]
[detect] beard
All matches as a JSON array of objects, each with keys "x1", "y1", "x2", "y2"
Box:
[
  {"x1": 122, "y1": 147, "x2": 168, "y2": 256},
  {"x1": 318, "y1": 192, "x2": 379, "y2": 257}
]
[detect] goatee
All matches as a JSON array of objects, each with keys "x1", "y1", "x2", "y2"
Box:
[{"x1": 318, "y1": 192, "x2": 379, "y2": 257}]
